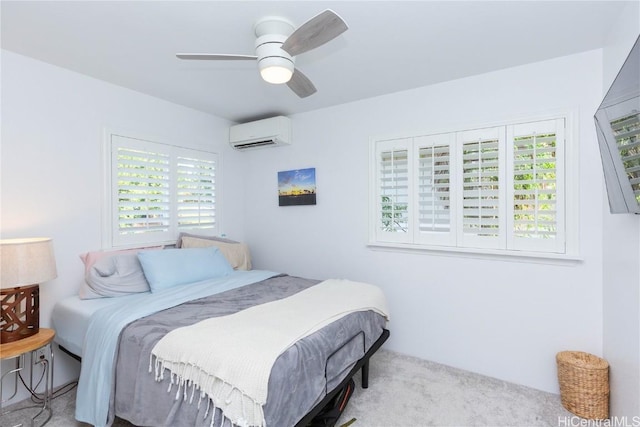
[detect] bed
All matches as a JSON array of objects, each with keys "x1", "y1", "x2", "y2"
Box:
[{"x1": 52, "y1": 240, "x2": 390, "y2": 427}]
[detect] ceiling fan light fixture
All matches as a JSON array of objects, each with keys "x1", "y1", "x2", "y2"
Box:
[
  {"x1": 258, "y1": 57, "x2": 294, "y2": 84},
  {"x1": 260, "y1": 65, "x2": 293, "y2": 84}
]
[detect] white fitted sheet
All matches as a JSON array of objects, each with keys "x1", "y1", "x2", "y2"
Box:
[{"x1": 51, "y1": 294, "x2": 132, "y2": 357}]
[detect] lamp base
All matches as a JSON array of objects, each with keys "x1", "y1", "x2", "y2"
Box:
[{"x1": 1, "y1": 284, "x2": 39, "y2": 344}]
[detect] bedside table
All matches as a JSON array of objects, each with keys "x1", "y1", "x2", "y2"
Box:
[{"x1": 1, "y1": 328, "x2": 55, "y2": 426}]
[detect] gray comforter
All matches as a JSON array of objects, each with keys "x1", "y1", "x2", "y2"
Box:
[{"x1": 113, "y1": 275, "x2": 387, "y2": 427}]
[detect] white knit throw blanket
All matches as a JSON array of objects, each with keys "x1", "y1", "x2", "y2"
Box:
[{"x1": 150, "y1": 279, "x2": 390, "y2": 427}]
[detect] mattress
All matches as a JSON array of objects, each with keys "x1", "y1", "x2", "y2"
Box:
[{"x1": 52, "y1": 294, "x2": 127, "y2": 357}]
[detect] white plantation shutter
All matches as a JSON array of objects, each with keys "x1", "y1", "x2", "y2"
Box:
[
  {"x1": 176, "y1": 151, "x2": 217, "y2": 231},
  {"x1": 414, "y1": 134, "x2": 456, "y2": 245},
  {"x1": 112, "y1": 137, "x2": 172, "y2": 246},
  {"x1": 507, "y1": 119, "x2": 564, "y2": 253},
  {"x1": 109, "y1": 134, "x2": 219, "y2": 247},
  {"x1": 376, "y1": 139, "x2": 412, "y2": 243},
  {"x1": 370, "y1": 115, "x2": 571, "y2": 256},
  {"x1": 457, "y1": 127, "x2": 505, "y2": 249}
]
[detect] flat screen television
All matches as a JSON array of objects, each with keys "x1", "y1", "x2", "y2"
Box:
[{"x1": 595, "y1": 35, "x2": 640, "y2": 213}]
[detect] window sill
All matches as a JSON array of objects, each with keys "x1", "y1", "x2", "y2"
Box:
[{"x1": 367, "y1": 242, "x2": 582, "y2": 265}]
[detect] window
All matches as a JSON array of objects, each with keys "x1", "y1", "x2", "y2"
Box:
[
  {"x1": 370, "y1": 116, "x2": 571, "y2": 256},
  {"x1": 106, "y1": 133, "x2": 218, "y2": 248}
]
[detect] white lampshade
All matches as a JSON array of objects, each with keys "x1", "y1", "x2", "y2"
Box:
[
  {"x1": 259, "y1": 57, "x2": 294, "y2": 84},
  {"x1": 0, "y1": 238, "x2": 57, "y2": 289}
]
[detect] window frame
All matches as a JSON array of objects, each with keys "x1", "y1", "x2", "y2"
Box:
[
  {"x1": 102, "y1": 130, "x2": 221, "y2": 249},
  {"x1": 368, "y1": 112, "x2": 579, "y2": 261}
]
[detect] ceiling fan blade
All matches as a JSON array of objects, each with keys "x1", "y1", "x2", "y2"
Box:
[
  {"x1": 281, "y1": 9, "x2": 348, "y2": 57},
  {"x1": 287, "y1": 68, "x2": 317, "y2": 98},
  {"x1": 176, "y1": 53, "x2": 257, "y2": 61}
]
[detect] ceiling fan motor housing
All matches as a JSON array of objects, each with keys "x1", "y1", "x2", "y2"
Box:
[{"x1": 254, "y1": 18, "x2": 295, "y2": 84}]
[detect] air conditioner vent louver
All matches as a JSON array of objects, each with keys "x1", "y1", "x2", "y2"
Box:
[
  {"x1": 233, "y1": 139, "x2": 278, "y2": 150},
  {"x1": 229, "y1": 116, "x2": 291, "y2": 151}
]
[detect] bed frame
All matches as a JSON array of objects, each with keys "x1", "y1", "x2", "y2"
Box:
[
  {"x1": 294, "y1": 328, "x2": 390, "y2": 426},
  {"x1": 59, "y1": 329, "x2": 389, "y2": 427}
]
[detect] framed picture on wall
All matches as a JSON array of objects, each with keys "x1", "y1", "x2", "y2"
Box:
[{"x1": 278, "y1": 168, "x2": 316, "y2": 206}]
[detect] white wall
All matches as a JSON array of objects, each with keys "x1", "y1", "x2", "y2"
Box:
[
  {"x1": 601, "y1": 1, "x2": 640, "y2": 418},
  {"x1": 0, "y1": 50, "x2": 242, "y2": 400},
  {"x1": 241, "y1": 50, "x2": 605, "y2": 394}
]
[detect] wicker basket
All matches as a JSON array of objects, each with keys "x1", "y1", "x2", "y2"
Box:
[{"x1": 556, "y1": 351, "x2": 609, "y2": 420}]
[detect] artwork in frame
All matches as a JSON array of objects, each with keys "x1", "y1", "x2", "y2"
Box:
[{"x1": 278, "y1": 168, "x2": 316, "y2": 206}]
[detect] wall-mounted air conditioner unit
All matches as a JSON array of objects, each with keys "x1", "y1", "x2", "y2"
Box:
[{"x1": 229, "y1": 116, "x2": 291, "y2": 150}]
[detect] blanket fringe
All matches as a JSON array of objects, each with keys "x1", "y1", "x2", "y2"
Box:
[{"x1": 150, "y1": 354, "x2": 267, "y2": 427}]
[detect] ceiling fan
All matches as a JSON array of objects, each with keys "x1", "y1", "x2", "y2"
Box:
[{"x1": 176, "y1": 9, "x2": 348, "y2": 98}]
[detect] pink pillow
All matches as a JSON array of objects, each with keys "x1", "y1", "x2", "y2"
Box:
[{"x1": 79, "y1": 246, "x2": 163, "y2": 274}]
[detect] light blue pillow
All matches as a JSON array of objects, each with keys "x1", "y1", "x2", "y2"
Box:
[{"x1": 137, "y1": 247, "x2": 233, "y2": 292}]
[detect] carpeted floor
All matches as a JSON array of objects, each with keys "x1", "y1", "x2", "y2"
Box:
[
  {"x1": 340, "y1": 350, "x2": 572, "y2": 426},
  {"x1": 1, "y1": 349, "x2": 573, "y2": 427}
]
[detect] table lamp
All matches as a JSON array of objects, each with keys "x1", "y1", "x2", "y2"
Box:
[{"x1": 0, "y1": 238, "x2": 57, "y2": 344}]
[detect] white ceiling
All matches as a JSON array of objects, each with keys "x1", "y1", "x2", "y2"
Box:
[{"x1": 1, "y1": 1, "x2": 634, "y2": 123}]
